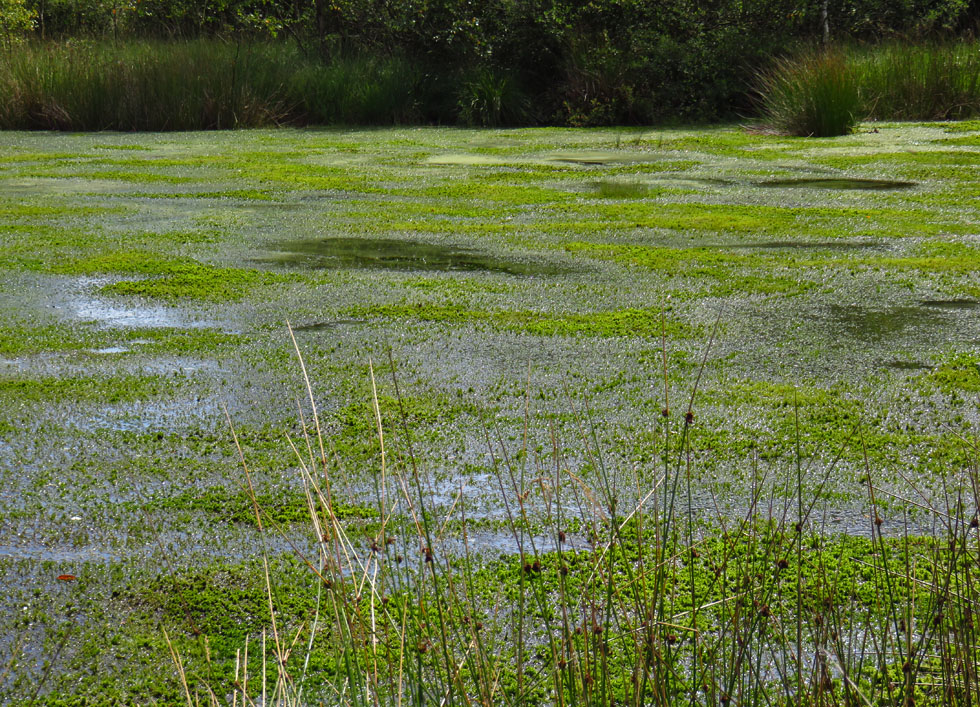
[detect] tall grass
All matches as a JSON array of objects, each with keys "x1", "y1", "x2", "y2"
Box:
[
  {"x1": 757, "y1": 49, "x2": 862, "y2": 137},
  {"x1": 166, "y1": 329, "x2": 980, "y2": 705},
  {"x1": 0, "y1": 40, "x2": 421, "y2": 130},
  {"x1": 853, "y1": 42, "x2": 980, "y2": 121},
  {"x1": 758, "y1": 40, "x2": 980, "y2": 136}
]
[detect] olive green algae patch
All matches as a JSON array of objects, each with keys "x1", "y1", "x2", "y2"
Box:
[{"x1": 758, "y1": 177, "x2": 916, "y2": 190}]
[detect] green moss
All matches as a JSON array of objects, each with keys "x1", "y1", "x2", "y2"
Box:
[
  {"x1": 55, "y1": 251, "x2": 288, "y2": 301},
  {"x1": 132, "y1": 188, "x2": 278, "y2": 200},
  {"x1": 410, "y1": 181, "x2": 569, "y2": 204},
  {"x1": 0, "y1": 373, "x2": 172, "y2": 403},
  {"x1": 23, "y1": 169, "x2": 194, "y2": 184},
  {"x1": 359, "y1": 303, "x2": 697, "y2": 338},
  {"x1": 564, "y1": 242, "x2": 810, "y2": 296},
  {"x1": 926, "y1": 353, "x2": 980, "y2": 393},
  {"x1": 0, "y1": 322, "x2": 99, "y2": 356},
  {"x1": 0, "y1": 203, "x2": 122, "y2": 218},
  {"x1": 150, "y1": 486, "x2": 377, "y2": 526}
]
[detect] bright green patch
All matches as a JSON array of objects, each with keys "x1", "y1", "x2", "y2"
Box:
[
  {"x1": 359, "y1": 303, "x2": 697, "y2": 338},
  {"x1": 564, "y1": 242, "x2": 810, "y2": 296},
  {"x1": 133, "y1": 189, "x2": 278, "y2": 201},
  {"x1": 0, "y1": 322, "x2": 100, "y2": 356},
  {"x1": 0, "y1": 373, "x2": 173, "y2": 403},
  {"x1": 150, "y1": 486, "x2": 377, "y2": 526},
  {"x1": 55, "y1": 251, "x2": 288, "y2": 301},
  {"x1": 925, "y1": 353, "x2": 980, "y2": 393}
]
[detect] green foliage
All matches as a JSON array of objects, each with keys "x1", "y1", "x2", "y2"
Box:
[
  {"x1": 0, "y1": 0, "x2": 34, "y2": 47},
  {"x1": 54, "y1": 250, "x2": 283, "y2": 301},
  {"x1": 6, "y1": 0, "x2": 976, "y2": 127},
  {"x1": 758, "y1": 41, "x2": 980, "y2": 136}
]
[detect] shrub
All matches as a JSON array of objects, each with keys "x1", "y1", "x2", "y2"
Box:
[
  {"x1": 758, "y1": 49, "x2": 861, "y2": 137},
  {"x1": 456, "y1": 68, "x2": 530, "y2": 127}
]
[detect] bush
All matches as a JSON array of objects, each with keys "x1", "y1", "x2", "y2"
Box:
[
  {"x1": 757, "y1": 41, "x2": 980, "y2": 137},
  {"x1": 457, "y1": 68, "x2": 530, "y2": 127},
  {"x1": 758, "y1": 49, "x2": 861, "y2": 137}
]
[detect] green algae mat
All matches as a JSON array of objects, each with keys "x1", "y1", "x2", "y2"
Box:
[{"x1": 1, "y1": 124, "x2": 979, "y2": 700}]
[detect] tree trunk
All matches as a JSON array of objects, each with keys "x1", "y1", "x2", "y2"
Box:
[{"x1": 820, "y1": 0, "x2": 829, "y2": 44}]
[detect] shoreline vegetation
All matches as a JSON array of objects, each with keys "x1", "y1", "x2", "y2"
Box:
[
  {"x1": 0, "y1": 39, "x2": 979, "y2": 133},
  {"x1": 1, "y1": 0, "x2": 979, "y2": 132}
]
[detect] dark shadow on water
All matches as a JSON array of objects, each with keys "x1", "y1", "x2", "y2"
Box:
[
  {"x1": 262, "y1": 238, "x2": 571, "y2": 276},
  {"x1": 886, "y1": 360, "x2": 931, "y2": 371},
  {"x1": 758, "y1": 178, "x2": 916, "y2": 190},
  {"x1": 919, "y1": 299, "x2": 980, "y2": 310},
  {"x1": 728, "y1": 240, "x2": 877, "y2": 251},
  {"x1": 293, "y1": 319, "x2": 366, "y2": 332},
  {"x1": 828, "y1": 304, "x2": 945, "y2": 341},
  {"x1": 593, "y1": 180, "x2": 650, "y2": 198}
]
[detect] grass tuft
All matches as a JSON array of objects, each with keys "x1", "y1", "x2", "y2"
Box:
[{"x1": 758, "y1": 49, "x2": 860, "y2": 137}]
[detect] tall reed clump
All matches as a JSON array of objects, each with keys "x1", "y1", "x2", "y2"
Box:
[
  {"x1": 287, "y1": 55, "x2": 421, "y2": 125},
  {"x1": 165, "y1": 331, "x2": 980, "y2": 706},
  {"x1": 0, "y1": 40, "x2": 422, "y2": 130},
  {"x1": 851, "y1": 41, "x2": 980, "y2": 121},
  {"x1": 757, "y1": 49, "x2": 861, "y2": 137},
  {"x1": 757, "y1": 41, "x2": 980, "y2": 137}
]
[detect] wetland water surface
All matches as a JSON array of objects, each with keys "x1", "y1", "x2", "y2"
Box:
[{"x1": 1, "y1": 122, "x2": 979, "y2": 700}]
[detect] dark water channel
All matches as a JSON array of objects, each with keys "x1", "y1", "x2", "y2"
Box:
[
  {"x1": 262, "y1": 237, "x2": 569, "y2": 276},
  {"x1": 758, "y1": 178, "x2": 916, "y2": 190}
]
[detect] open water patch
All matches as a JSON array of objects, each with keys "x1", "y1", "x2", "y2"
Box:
[
  {"x1": 69, "y1": 294, "x2": 210, "y2": 329},
  {"x1": 827, "y1": 304, "x2": 946, "y2": 341},
  {"x1": 263, "y1": 237, "x2": 570, "y2": 276}
]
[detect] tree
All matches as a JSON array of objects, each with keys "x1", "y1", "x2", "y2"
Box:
[{"x1": 0, "y1": 0, "x2": 35, "y2": 48}]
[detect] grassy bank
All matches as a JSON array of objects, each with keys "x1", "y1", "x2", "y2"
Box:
[{"x1": 0, "y1": 40, "x2": 421, "y2": 130}]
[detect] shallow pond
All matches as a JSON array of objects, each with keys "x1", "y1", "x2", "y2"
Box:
[{"x1": 1, "y1": 122, "x2": 979, "y2": 699}]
